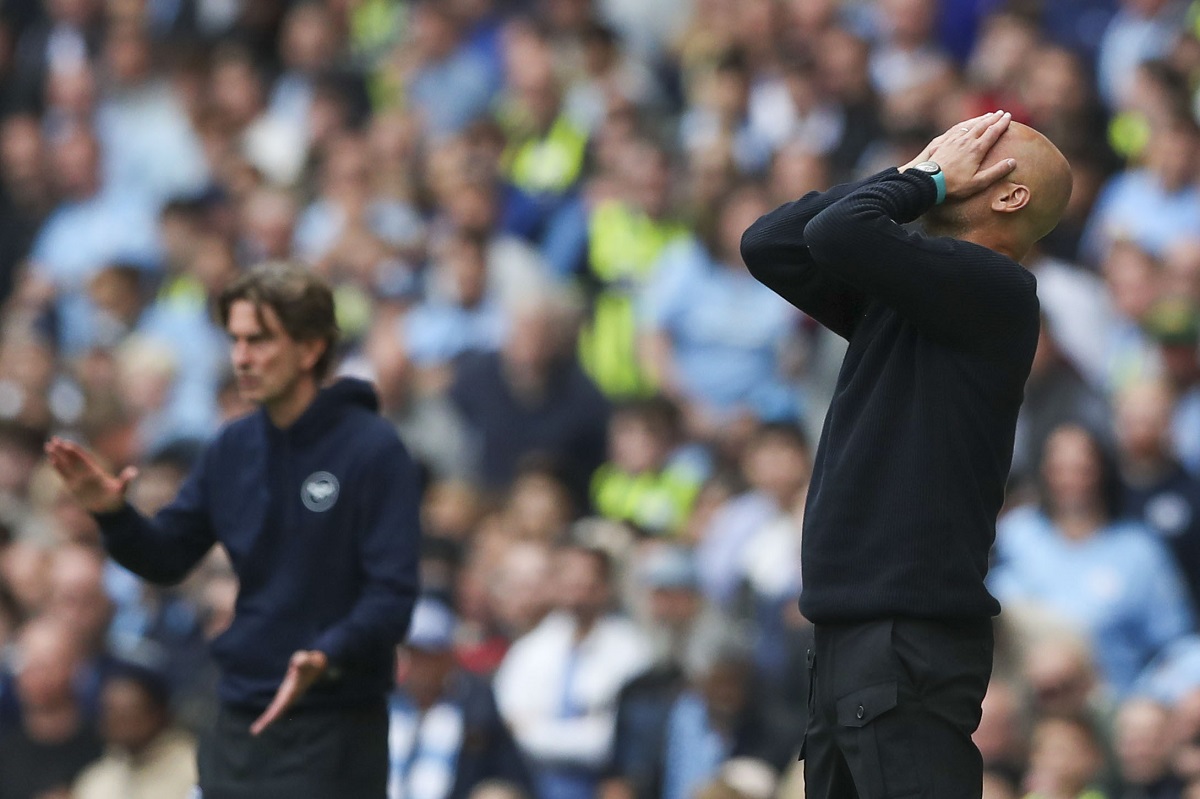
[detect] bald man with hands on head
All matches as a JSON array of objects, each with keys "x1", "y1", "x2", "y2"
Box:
[{"x1": 741, "y1": 112, "x2": 1071, "y2": 798}]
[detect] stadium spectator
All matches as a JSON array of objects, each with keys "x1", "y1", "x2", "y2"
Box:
[
  {"x1": 388, "y1": 597, "x2": 532, "y2": 799},
  {"x1": 0, "y1": 616, "x2": 102, "y2": 799},
  {"x1": 494, "y1": 543, "x2": 651, "y2": 799},
  {"x1": 992, "y1": 423, "x2": 1194, "y2": 695},
  {"x1": 72, "y1": 658, "x2": 198, "y2": 799}
]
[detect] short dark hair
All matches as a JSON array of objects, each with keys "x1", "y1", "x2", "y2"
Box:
[{"x1": 218, "y1": 262, "x2": 339, "y2": 379}]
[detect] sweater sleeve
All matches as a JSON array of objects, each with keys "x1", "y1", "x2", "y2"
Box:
[
  {"x1": 94, "y1": 461, "x2": 216, "y2": 586},
  {"x1": 802, "y1": 171, "x2": 1038, "y2": 348},
  {"x1": 310, "y1": 436, "x2": 421, "y2": 666},
  {"x1": 740, "y1": 169, "x2": 896, "y2": 339}
]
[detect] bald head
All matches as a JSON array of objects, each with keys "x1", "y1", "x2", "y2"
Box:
[{"x1": 988, "y1": 122, "x2": 1073, "y2": 242}]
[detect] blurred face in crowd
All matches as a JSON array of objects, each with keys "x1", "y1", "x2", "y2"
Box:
[
  {"x1": 444, "y1": 235, "x2": 489, "y2": 308},
  {"x1": 46, "y1": 545, "x2": 112, "y2": 653},
  {"x1": 507, "y1": 471, "x2": 573, "y2": 541},
  {"x1": 769, "y1": 144, "x2": 828, "y2": 205},
  {"x1": 700, "y1": 657, "x2": 751, "y2": 726},
  {"x1": 1, "y1": 115, "x2": 44, "y2": 190},
  {"x1": 242, "y1": 188, "x2": 297, "y2": 261},
  {"x1": 1024, "y1": 637, "x2": 1096, "y2": 717},
  {"x1": 553, "y1": 548, "x2": 610, "y2": 624},
  {"x1": 210, "y1": 55, "x2": 264, "y2": 128},
  {"x1": 719, "y1": 187, "x2": 770, "y2": 266},
  {"x1": 489, "y1": 542, "x2": 551, "y2": 636},
  {"x1": 623, "y1": 142, "x2": 672, "y2": 219},
  {"x1": 100, "y1": 677, "x2": 168, "y2": 754},
  {"x1": 742, "y1": 430, "x2": 811, "y2": 506},
  {"x1": 16, "y1": 619, "x2": 81, "y2": 711},
  {"x1": 51, "y1": 130, "x2": 101, "y2": 200},
  {"x1": 648, "y1": 583, "x2": 702, "y2": 630},
  {"x1": 1025, "y1": 717, "x2": 1104, "y2": 799},
  {"x1": 1021, "y1": 47, "x2": 1089, "y2": 124},
  {"x1": 881, "y1": 0, "x2": 937, "y2": 46},
  {"x1": 104, "y1": 21, "x2": 152, "y2": 86},
  {"x1": 1, "y1": 542, "x2": 51, "y2": 615},
  {"x1": 1147, "y1": 124, "x2": 1200, "y2": 194},
  {"x1": 1041, "y1": 425, "x2": 1106, "y2": 520},
  {"x1": 1116, "y1": 699, "x2": 1174, "y2": 785},
  {"x1": 281, "y1": 2, "x2": 337, "y2": 72},
  {"x1": 1104, "y1": 242, "x2": 1162, "y2": 322},
  {"x1": 1164, "y1": 239, "x2": 1200, "y2": 303},
  {"x1": 227, "y1": 300, "x2": 324, "y2": 411},
  {"x1": 1116, "y1": 381, "x2": 1175, "y2": 462},
  {"x1": 610, "y1": 411, "x2": 670, "y2": 474},
  {"x1": 398, "y1": 645, "x2": 455, "y2": 710},
  {"x1": 502, "y1": 299, "x2": 564, "y2": 379},
  {"x1": 974, "y1": 680, "x2": 1027, "y2": 770}
]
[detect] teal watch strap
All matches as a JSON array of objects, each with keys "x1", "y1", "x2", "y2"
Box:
[{"x1": 930, "y1": 170, "x2": 947, "y2": 205}]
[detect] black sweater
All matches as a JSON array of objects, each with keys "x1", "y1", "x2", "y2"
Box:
[{"x1": 741, "y1": 169, "x2": 1039, "y2": 622}]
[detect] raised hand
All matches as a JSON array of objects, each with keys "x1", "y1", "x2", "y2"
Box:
[
  {"x1": 250, "y1": 650, "x2": 328, "y2": 735},
  {"x1": 44, "y1": 436, "x2": 137, "y2": 514},
  {"x1": 932, "y1": 111, "x2": 1017, "y2": 201}
]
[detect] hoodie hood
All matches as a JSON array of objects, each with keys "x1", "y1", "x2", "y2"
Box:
[{"x1": 268, "y1": 377, "x2": 380, "y2": 442}]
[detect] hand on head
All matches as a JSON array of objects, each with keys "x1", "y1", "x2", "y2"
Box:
[{"x1": 903, "y1": 110, "x2": 1017, "y2": 200}]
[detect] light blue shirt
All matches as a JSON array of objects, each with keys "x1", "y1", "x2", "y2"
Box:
[
  {"x1": 990, "y1": 506, "x2": 1194, "y2": 695},
  {"x1": 31, "y1": 190, "x2": 162, "y2": 353},
  {"x1": 1081, "y1": 169, "x2": 1200, "y2": 265},
  {"x1": 640, "y1": 239, "x2": 799, "y2": 421},
  {"x1": 409, "y1": 47, "x2": 499, "y2": 139},
  {"x1": 402, "y1": 300, "x2": 507, "y2": 366}
]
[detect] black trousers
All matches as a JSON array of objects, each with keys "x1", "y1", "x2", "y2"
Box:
[
  {"x1": 197, "y1": 701, "x2": 389, "y2": 799},
  {"x1": 803, "y1": 618, "x2": 993, "y2": 799}
]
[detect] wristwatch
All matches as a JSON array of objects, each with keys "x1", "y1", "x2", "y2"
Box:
[{"x1": 910, "y1": 161, "x2": 946, "y2": 205}]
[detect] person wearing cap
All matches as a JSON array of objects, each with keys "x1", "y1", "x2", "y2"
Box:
[{"x1": 388, "y1": 597, "x2": 532, "y2": 799}]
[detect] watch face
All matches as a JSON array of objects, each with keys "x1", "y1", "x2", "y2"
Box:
[{"x1": 914, "y1": 161, "x2": 941, "y2": 174}]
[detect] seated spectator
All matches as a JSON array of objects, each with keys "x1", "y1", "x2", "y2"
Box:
[
  {"x1": 1023, "y1": 714, "x2": 1110, "y2": 799},
  {"x1": 1100, "y1": 240, "x2": 1164, "y2": 396},
  {"x1": 1008, "y1": 311, "x2": 1108, "y2": 491},
  {"x1": 697, "y1": 422, "x2": 811, "y2": 609},
  {"x1": 659, "y1": 639, "x2": 785, "y2": 799},
  {"x1": 403, "y1": 229, "x2": 507, "y2": 384},
  {"x1": 1082, "y1": 117, "x2": 1200, "y2": 267},
  {"x1": 640, "y1": 183, "x2": 801, "y2": 439},
  {"x1": 494, "y1": 543, "x2": 651, "y2": 799},
  {"x1": 605, "y1": 544, "x2": 728, "y2": 799},
  {"x1": 73, "y1": 657, "x2": 197, "y2": 799},
  {"x1": 1112, "y1": 697, "x2": 1183, "y2": 799},
  {"x1": 975, "y1": 679, "x2": 1033, "y2": 791},
  {"x1": 388, "y1": 598, "x2": 532, "y2": 799},
  {"x1": 0, "y1": 617, "x2": 102, "y2": 799},
  {"x1": 1142, "y1": 300, "x2": 1200, "y2": 477},
  {"x1": 1117, "y1": 379, "x2": 1200, "y2": 610},
  {"x1": 992, "y1": 423, "x2": 1194, "y2": 696},
  {"x1": 590, "y1": 397, "x2": 703, "y2": 538},
  {"x1": 449, "y1": 289, "x2": 610, "y2": 503}
]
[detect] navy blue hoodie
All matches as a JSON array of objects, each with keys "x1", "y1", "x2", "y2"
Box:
[{"x1": 95, "y1": 378, "x2": 421, "y2": 711}]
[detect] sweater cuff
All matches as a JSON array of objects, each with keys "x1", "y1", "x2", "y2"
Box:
[
  {"x1": 882, "y1": 171, "x2": 939, "y2": 224},
  {"x1": 92, "y1": 502, "x2": 140, "y2": 535}
]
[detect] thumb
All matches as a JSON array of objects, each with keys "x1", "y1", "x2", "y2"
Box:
[{"x1": 975, "y1": 158, "x2": 1017, "y2": 189}]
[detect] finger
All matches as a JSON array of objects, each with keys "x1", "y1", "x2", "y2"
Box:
[
  {"x1": 973, "y1": 158, "x2": 1018, "y2": 189},
  {"x1": 250, "y1": 676, "x2": 297, "y2": 736},
  {"x1": 977, "y1": 111, "x2": 1012, "y2": 150},
  {"x1": 968, "y1": 110, "x2": 1004, "y2": 136},
  {"x1": 948, "y1": 112, "x2": 992, "y2": 134}
]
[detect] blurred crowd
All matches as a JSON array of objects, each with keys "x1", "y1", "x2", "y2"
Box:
[{"x1": 4, "y1": 0, "x2": 1200, "y2": 798}]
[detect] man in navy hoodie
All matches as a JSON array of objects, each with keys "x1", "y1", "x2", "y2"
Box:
[{"x1": 46, "y1": 262, "x2": 422, "y2": 798}]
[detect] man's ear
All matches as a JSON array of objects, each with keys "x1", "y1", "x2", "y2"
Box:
[
  {"x1": 991, "y1": 183, "x2": 1030, "y2": 214},
  {"x1": 299, "y1": 338, "x2": 327, "y2": 373}
]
